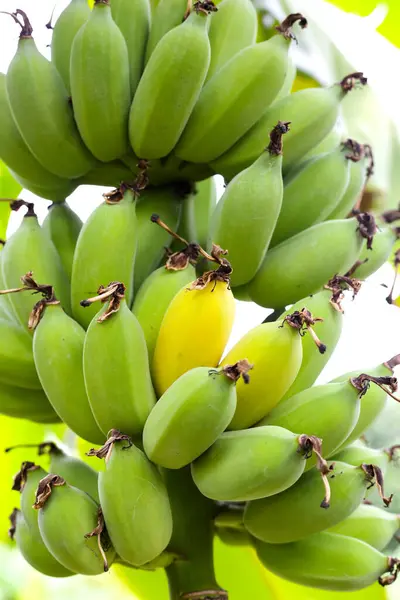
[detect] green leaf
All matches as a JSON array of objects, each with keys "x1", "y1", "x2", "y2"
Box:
[{"x1": 0, "y1": 162, "x2": 21, "y2": 240}]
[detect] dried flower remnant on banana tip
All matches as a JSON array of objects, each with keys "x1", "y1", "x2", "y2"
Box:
[
  {"x1": 80, "y1": 282, "x2": 127, "y2": 322},
  {"x1": 281, "y1": 309, "x2": 327, "y2": 354},
  {"x1": 324, "y1": 273, "x2": 362, "y2": 313}
]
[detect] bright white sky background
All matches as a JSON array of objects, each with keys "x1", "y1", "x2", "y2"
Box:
[{"x1": 1, "y1": 2, "x2": 400, "y2": 598}]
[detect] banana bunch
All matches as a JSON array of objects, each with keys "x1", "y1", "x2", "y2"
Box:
[{"x1": 1, "y1": 0, "x2": 400, "y2": 597}]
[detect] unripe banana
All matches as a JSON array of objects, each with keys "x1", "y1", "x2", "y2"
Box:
[
  {"x1": 83, "y1": 283, "x2": 156, "y2": 436},
  {"x1": 206, "y1": 0, "x2": 257, "y2": 82},
  {"x1": 11, "y1": 509, "x2": 74, "y2": 577},
  {"x1": 80, "y1": 161, "x2": 135, "y2": 188},
  {"x1": 270, "y1": 143, "x2": 355, "y2": 247},
  {"x1": 143, "y1": 361, "x2": 251, "y2": 469},
  {"x1": 255, "y1": 532, "x2": 399, "y2": 591},
  {"x1": 0, "y1": 242, "x2": 15, "y2": 323},
  {"x1": 220, "y1": 313, "x2": 320, "y2": 429},
  {"x1": 1, "y1": 205, "x2": 71, "y2": 327},
  {"x1": 71, "y1": 185, "x2": 138, "y2": 328},
  {"x1": 214, "y1": 510, "x2": 251, "y2": 547},
  {"x1": 280, "y1": 282, "x2": 346, "y2": 399},
  {"x1": 110, "y1": 0, "x2": 151, "y2": 93},
  {"x1": 331, "y1": 441, "x2": 390, "y2": 473},
  {"x1": 0, "y1": 73, "x2": 73, "y2": 194},
  {"x1": 132, "y1": 264, "x2": 196, "y2": 361},
  {"x1": 70, "y1": 0, "x2": 131, "y2": 162},
  {"x1": 13, "y1": 461, "x2": 47, "y2": 528},
  {"x1": 331, "y1": 362, "x2": 393, "y2": 449},
  {"x1": 327, "y1": 147, "x2": 370, "y2": 220},
  {"x1": 193, "y1": 177, "x2": 217, "y2": 248},
  {"x1": 209, "y1": 122, "x2": 287, "y2": 287},
  {"x1": 0, "y1": 317, "x2": 40, "y2": 388},
  {"x1": 260, "y1": 375, "x2": 380, "y2": 465},
  {"x1": 302, "y1": 120, "x2": 344, "y2": 162},
  {"x1": 152, "y1": 260, "x2": 235, "y2": 396},
  {"x1": 247, "y1": 216, "x2": 369, "y2": 308},
  {"x1": 191, "y1": 428, "x2": 325, "y2": 502},
  {"x1": 244, "y1": 461, "x2": 391, "y2": 544},
  {"x1": 273, "y1": 54, "x2": 296, "y2": 102},
  {"x1": 42, "y1": 203, "x2": 82, "y2": 280},
  {"x1": 0, "y1": 383, "x2": 59, "y2": 423},
  {"x1": 32, "y1": 299, "x2": 104, "y2": 445},
  {"x1": 88, "y1": 430, "x2": 172, "y2": 567},
  {"x1": 212, "y1": 73, "x2": 367, "y2": 180},
  {"x1": 6, "y1": 10, "x2": 95, "y2": 178},
  {"x1": 327, "y1": 504, "x2": 400, "y2": 551},
  {"x1": 175, "y1": 14, "x2": 307, "y2": 163},
  {"x1": 145, "y1": 0, "x2": 187, "y2": 64},
  {"x1": 35, "y1": 474, "x2": 115, "y2": 575},
  {"x1": 51, "y1": 0, "x2": 91, "y2": 93},
  {"x1": 129, "y1": 5, "x2": 212, "y2": 159},
  {"x1": 8, "y1": 169, "x2": 77, "y2": 202},
  {"x1": 351, "y1": 226, "x2": 397, "y2": 281},
  {"x1": 134, "y1": 185, "x2": 183, "y2": 291}
]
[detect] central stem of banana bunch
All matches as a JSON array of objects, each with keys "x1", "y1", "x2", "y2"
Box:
[{"x1": 164, "y1": 468, "x2": 227, "y2": 599}]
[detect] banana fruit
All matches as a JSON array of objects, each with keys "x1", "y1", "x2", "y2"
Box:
[
  {"x1": 145, "y1": 0, "x2": 188, "y2": 64},
  {"x1": 42, "y1": 202, "x2": 82, "y2": 280}
]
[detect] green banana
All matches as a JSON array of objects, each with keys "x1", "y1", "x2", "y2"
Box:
[
  {"x1": 175, "y1": 14, "x2": 307, "y2": 163},
  {"x1": 6, "y1": 10, "x2": 95, "y2": 178},
  {"x1": 71, "y1": 185, "x2": 138, "y2": 328},
  {"x1": 302, "y1": 121, "x2": 344, "y2": 162},
  {"x1": 244, "y1": 461, "x2": 391, "y2": 544},
  {"x1": 279, "y1": 282, "x2": 346, "y2": 399},
  {"x1": 212, "y1": 73, "x2": 367, "y2": 180},
  {"x1": 143, "y1": 361, "x2": 251, "y2": 469},
  {"x1": 145, "y1": 0, "x2": 187, "y2": 64},
  {"x1": 273, "y1": 53, "x2": 296, "y2": 103},
  {"x1": 0, "y1": 73, "x2": 74, "y2": 194},
  {"x1": 331, "y1": 441, "x2": 390, "y2": 472},
  {"x1": 214, "y1": 510, "x2": 251, "y2": 547},
  {"x1": 206, "y1": 0, "x2": 257, "y2": 81},
  {"x1": 130, "y1": 5, "x2": 212, "y2": 159},
  {"x1": 0, "y1": 242, "x2": 15, "y2": 323},
  {"x1": 255, "y1": 532, "x2": 399, "y2": 591},
  {"x1": 1, "y1": 204, "x2": 71, "y2": 327},
  {"x1": 134, "y1": 185, "x2": 183, "y2": 291},
  {"x1": 79, "y1": 159, "x2": 135, "y2": 187},
  {"x1": 32, "y1": 298, "x2": 104, "y2": 445},
  {"x1": 13, "y1": 461, "x2": 47, "y2": 528},
  {"x1": 247, "y1": 215, "x2": 369, "y2": 308},
  {"x1": 260, "y1": 375, "x2": 380, "y2": 465},
  {"x1": 170, "y1": 185, "x2": 197, "y2": 249},
  {"x1": 132, "y1": 263, "x2": 196, "y2": 361},
  {"x1": 350, "y1": 226, "x2": 397, "y2": 281},
  {"x1": 51, "y1": 0, "x2": 91, "y2": 93},
  {"x1": 8, "y1": 169, "x2": 77, "y2": 202},
  {"x1": 83, "y1": 282, "x2": 156, "y2": 437},
  {"x1": 220, "y1": 314, "x2": 319, "y2": 429},
  {"x1": 191, "y1": 428, "x2": 325, "y2": 502},
  {"x1": 88, "y1": 430, "x2": 172, "y2": 567},
  {"x1": 111, "y1": 0, "x2": 151, "y2": 93},
  {"x1": 327, "y1": 145, "x2": 371, "y2": 220},
  {"x1": 42, "y1": 202, "x2": 82, "y2": 280},
  {"x1": 0, "y1": 383, "x2": 60, "y2": 423},
  {"x1": 193, "y1": 177, "x2": 217, "y2": 248},
  {"x1": 11, "y1": 509, "x2": 74, "y2": 577},
  {"x1": 270, "y1": 143, "x2": 355, "y2": 247},
  {"x1": 0, "y1": 317, "x2": 41, "y2": 388},
  {"x1": 209, "y1": 122, "x2": 287, "y2": 287},
  {"x1": 327, "y1": 503, "x2": 400, "y2": 551},
  {"x1": 331, "y1": 362, "x2": 394, "y2": 449},
  {"x1": 35, "y1": 474, "x2": 115, "y2": 575},
  {"x1": 70, "y1": 0, "x2": 131, "y2": 162}
]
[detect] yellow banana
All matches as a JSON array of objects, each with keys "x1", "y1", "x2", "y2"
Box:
[
  {"x1": 110, "y1": 0, "x2": 151, "y2": 93},
  {"x1": 82, "y1": 282, "x2": 156, "y2": 436},
  {"x1": 42, "y1": 202, "x2": 82, "y2": 280},
  {"x1": 129, "y1": 4, "x2": 213, "y2": 159},
  {"x1": 1, "y1": 204, "x2": 71, "y2": 328},
  {"x1": 6, "y1": 10, "x2": 95, "y2": 178},
  {"x1": 175, "y1": 14, "x2": 307, "y2": 163},
  {"x1": 206, "y1": 0, "x2": 257, "y2": 81},
  {"x1": 209, "y1": 122, "x2": 288, "y2": 287},
  {"x1": 145, "y1": 0, "x2": 188, "y2": 64},
  {"x1": 152, "y1": 258, "x2": 235, "y2": 397},
  {"x1": 51, "y1": 0, "x2": 91, "y2": 93},
  {"x1": 212, "y1": 73, "x2": 367, "y2": 180},
  {"x1": 71, "y1": 185, "x2": 138, "y2": 328},
  {"x1": 255, "y1": 532, "x2": 399, "y2": 591},
  {"x1": 70, "y1": 0, "x2": 131, "y2": 161},
  {"x1": 88, "y1": 430, "x2": 172, "y2": 567}
]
